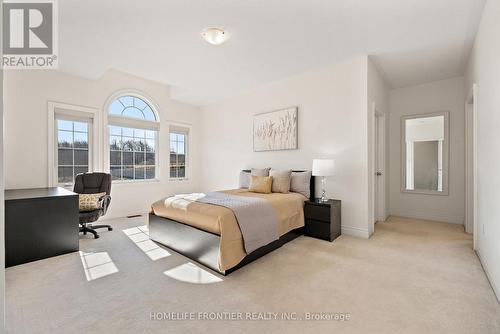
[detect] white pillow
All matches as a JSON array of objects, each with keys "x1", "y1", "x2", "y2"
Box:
[
  {"x1": 251, "y1": 168, "x2": 271, "y2": 176},
  {"x1": 290, "y1": 171, "x2": 311, "y2": 198},
  {"x1": 239, "y1": 171, "x2": 251, "y2": 188},
  {"x1": 270, "y1": 169, "x2": 292, "y2": 193}
]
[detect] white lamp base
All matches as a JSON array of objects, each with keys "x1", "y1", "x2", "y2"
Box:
[{"x1": 319, "y1": 176, "x2": 329, "y2": 202}]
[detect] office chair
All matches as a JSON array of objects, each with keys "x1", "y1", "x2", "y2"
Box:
[{"x1": 74, "y1": 172, "x2": 113, "y2": 239}]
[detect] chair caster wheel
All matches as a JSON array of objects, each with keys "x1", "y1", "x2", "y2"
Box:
[
  {"x1": 108, "y1": 227, "x2": 113, "y2": 231},
  {"x1": 95, "y1": 234, "x2": 100, "y2": 239}
]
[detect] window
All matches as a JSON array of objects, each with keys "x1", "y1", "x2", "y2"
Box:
[
  {"x1": 108, "y1": 95, "x2": 156, "y2": 121},
  {"x1": 56, "y1": 118, "x2": 91, "y2": 184},
  {"x1": 169, "y1": 127, "x2": 188, "y2": 179},
  {"x1": 49, "y1": 102, "x2": 98, "y2": 187},
  {"x1": 109, "y1": 126, "x2": 156, "y2": 180},
  {"x1": 107, "y1": 94, "x2": 159, "y2": 181}
]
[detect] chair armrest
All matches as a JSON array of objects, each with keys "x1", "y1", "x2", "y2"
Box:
[{"x1": 98, "y1": 195, "x2": 112, "y2": 215}]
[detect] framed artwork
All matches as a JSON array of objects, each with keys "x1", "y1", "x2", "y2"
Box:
[{"x1": 253, "y1": 107, "x2": 298, "y2": 152}]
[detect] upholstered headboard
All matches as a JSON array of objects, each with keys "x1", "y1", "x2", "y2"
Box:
[{"x1": 242, "y1": 170, "x2": 315, "y2": 201}]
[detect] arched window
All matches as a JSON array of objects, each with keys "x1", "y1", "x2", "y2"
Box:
[
  {"x1": 107, "y1": 94, "x2": 159, "y2": 181},
  {"x1": 108, "y1": 95, "x2": 157, "y2": 121}
]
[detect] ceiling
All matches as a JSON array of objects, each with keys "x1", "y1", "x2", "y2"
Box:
[{"x1": 59, "y1": 0, "x2": 486, "y2": 106}]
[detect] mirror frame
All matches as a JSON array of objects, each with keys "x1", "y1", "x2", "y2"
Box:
[{"x1": 401, "y1": 111, "x2": 449, "y2": 196}]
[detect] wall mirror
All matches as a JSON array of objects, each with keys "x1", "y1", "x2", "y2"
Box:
[{"x1": 401, "y1": 112, "x2": 449, "y2": 195}]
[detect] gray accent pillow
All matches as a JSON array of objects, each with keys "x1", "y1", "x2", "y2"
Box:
[
  {"x1": 270, "y1": 169, "x2": 292, "y2": 193},
  {"x1": 251, "y1": 168, "x2": 271, "y2": 176},
  {"x1": 290, "y1": 171, "x2": 312, "y2": 198},
  {"x1": 239, "y1": 171, "x2": 251, "y2": 188}
]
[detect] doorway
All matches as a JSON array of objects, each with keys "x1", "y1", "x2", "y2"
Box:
[{"x1": 465, "y1": 84, "x2": 477, "y2": 250}]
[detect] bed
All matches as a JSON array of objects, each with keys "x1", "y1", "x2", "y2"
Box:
[{"x1": 149, "y1": 170, "x2": 314, "y2": 275}]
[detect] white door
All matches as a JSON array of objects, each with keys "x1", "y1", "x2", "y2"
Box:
[{"x1": 374, "y1": 106, "x2": 386, "y2": 223}]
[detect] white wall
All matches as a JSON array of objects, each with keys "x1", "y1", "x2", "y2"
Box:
[
  {"x1": 464, "y1": 0, "x2": 500, "y2": 301},
  {"x1": 388, "y1": 77, "x2": 465, "y2": 224},
  {"x1": 367, "y1": 57, "x2": 389, "y2": 233},
  {"x1": 3, "y1": 69, "x2": 201, "y2": 219},
  {"x1": 199, "y1": 57, "x2": 372, "y2": 238},
  {"x1": 1, "y1": 5, "x2": 4, "y2": 327},
  {"x1": 0, "y1": 67, "x2": 5, "y2": 332}
]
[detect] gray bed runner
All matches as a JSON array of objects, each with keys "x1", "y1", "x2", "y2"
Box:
[{"x1": 197, "y1": 192, "x2": 279, "y2": 254}]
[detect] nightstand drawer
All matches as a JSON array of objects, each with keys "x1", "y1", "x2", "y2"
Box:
[
  {"x1": 305, "y1": 219, "x2": 331, "y2": 241},
  {"x1": 304, "y1": 204, "x2": 330, "y2": 222}
]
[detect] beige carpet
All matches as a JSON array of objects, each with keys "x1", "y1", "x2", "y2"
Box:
[{"x1": 6, "y1": 216, "x2": 500, "y2": 334}]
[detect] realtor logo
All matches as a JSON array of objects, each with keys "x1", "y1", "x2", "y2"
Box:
[{"x1": 2, "y1": 0, "x2": 58, "y2": 69}]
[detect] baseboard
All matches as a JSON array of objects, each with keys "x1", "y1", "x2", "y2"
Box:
[
  {"x1": 389, "y1": 212, "x2": 463, "y2": 225},
  {"x1": 476, "y1": 249, "x2": 500, "y2": 305},
  {"x1": 341, "y1": 225, "x2": 370, "y2": 239},
  {"x1": 388, "y1": 214, "x2": 463, "y2": 225},
  {"x1": 102, "y1": 212, "x2": 372, "y2": 240},
  {"x1": 99, "y1": 212, "x2": 148, "y2": 222}
]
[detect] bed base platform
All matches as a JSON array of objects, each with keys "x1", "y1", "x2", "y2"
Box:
[{"x1": 149, "y1": 213, "x2": 304, "y2": 275}]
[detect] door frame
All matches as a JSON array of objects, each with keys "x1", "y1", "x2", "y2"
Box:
[
  {"x1": 465, "y1": 84, "x2": 478, "y2": 250},
  {"x1": 372, "y1": 102, "x2": 387, "y2": 225}
]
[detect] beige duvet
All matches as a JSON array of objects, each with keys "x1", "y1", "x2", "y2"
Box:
[{"x1": 150, "y1": 189, "x2": 306, "y2": 272}]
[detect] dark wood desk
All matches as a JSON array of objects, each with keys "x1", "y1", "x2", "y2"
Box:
[{"x1": 5, "y1": 187, "x2": 79, "y2": 267}]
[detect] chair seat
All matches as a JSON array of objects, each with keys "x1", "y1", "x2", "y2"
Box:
[{"x1": 79, "y1": 209, "x2": 104, "y2": 224}]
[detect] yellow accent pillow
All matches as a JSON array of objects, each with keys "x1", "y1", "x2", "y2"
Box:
[
  {"x1": 249, "y1": 175, "x2": 273, "y2": 194},
  {"x1": 79, "y1": 192, "x2": 106, "y2": 212}
]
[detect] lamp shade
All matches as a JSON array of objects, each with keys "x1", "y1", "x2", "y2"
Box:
[{"x1": 312, "y1": 159, "x2": 335, "y2": 176}]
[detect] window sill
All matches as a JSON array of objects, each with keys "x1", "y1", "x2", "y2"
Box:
[
  {"x1": 168, "y1": 178, "x2": 190, "y2": 182},
  {"x1": 112, "y1": 179, "x2": 161, "y2": 185}
]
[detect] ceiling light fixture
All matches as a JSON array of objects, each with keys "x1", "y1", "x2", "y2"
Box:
[{"x1": 201, "y1": 27, "x2": 228, "y2": 46}]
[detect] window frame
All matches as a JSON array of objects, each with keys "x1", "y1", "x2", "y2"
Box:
[
  {"x1": 168, "y1": 123, "x2": 191, "y2": 181},
  {"x1": 104, "y1": 91, "x2": 160, "y2": 183},
  {"x1": 48, "y1": 102, "x2": 101, "y2": 188},
  {"x1": 108, "y1": 125, "x2": 159, "y2": 182},
  {"x1": 55, "y1": 117, "x2": 92, "y2": 186}
]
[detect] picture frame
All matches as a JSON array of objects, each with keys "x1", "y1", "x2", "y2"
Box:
[{"x1": 253, "y1": 107, "x2": 298, "y2": 152}]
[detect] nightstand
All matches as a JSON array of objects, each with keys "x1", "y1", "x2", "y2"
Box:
[{"x1": 304, "y1": 199, "x2": 341, "y2": 242}]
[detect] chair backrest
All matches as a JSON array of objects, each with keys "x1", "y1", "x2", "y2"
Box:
[{"x1": 73, "y1": 172, "x2": 112, "y2": 195}]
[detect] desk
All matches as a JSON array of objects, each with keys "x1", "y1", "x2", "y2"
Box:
[{"x1": 5, "y1": 187, "x2": 79, "y2": 267}]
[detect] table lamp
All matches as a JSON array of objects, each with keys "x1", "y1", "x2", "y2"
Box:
[{"x1": 312, "y1": 159, "x2": 335, "y2": 202}]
